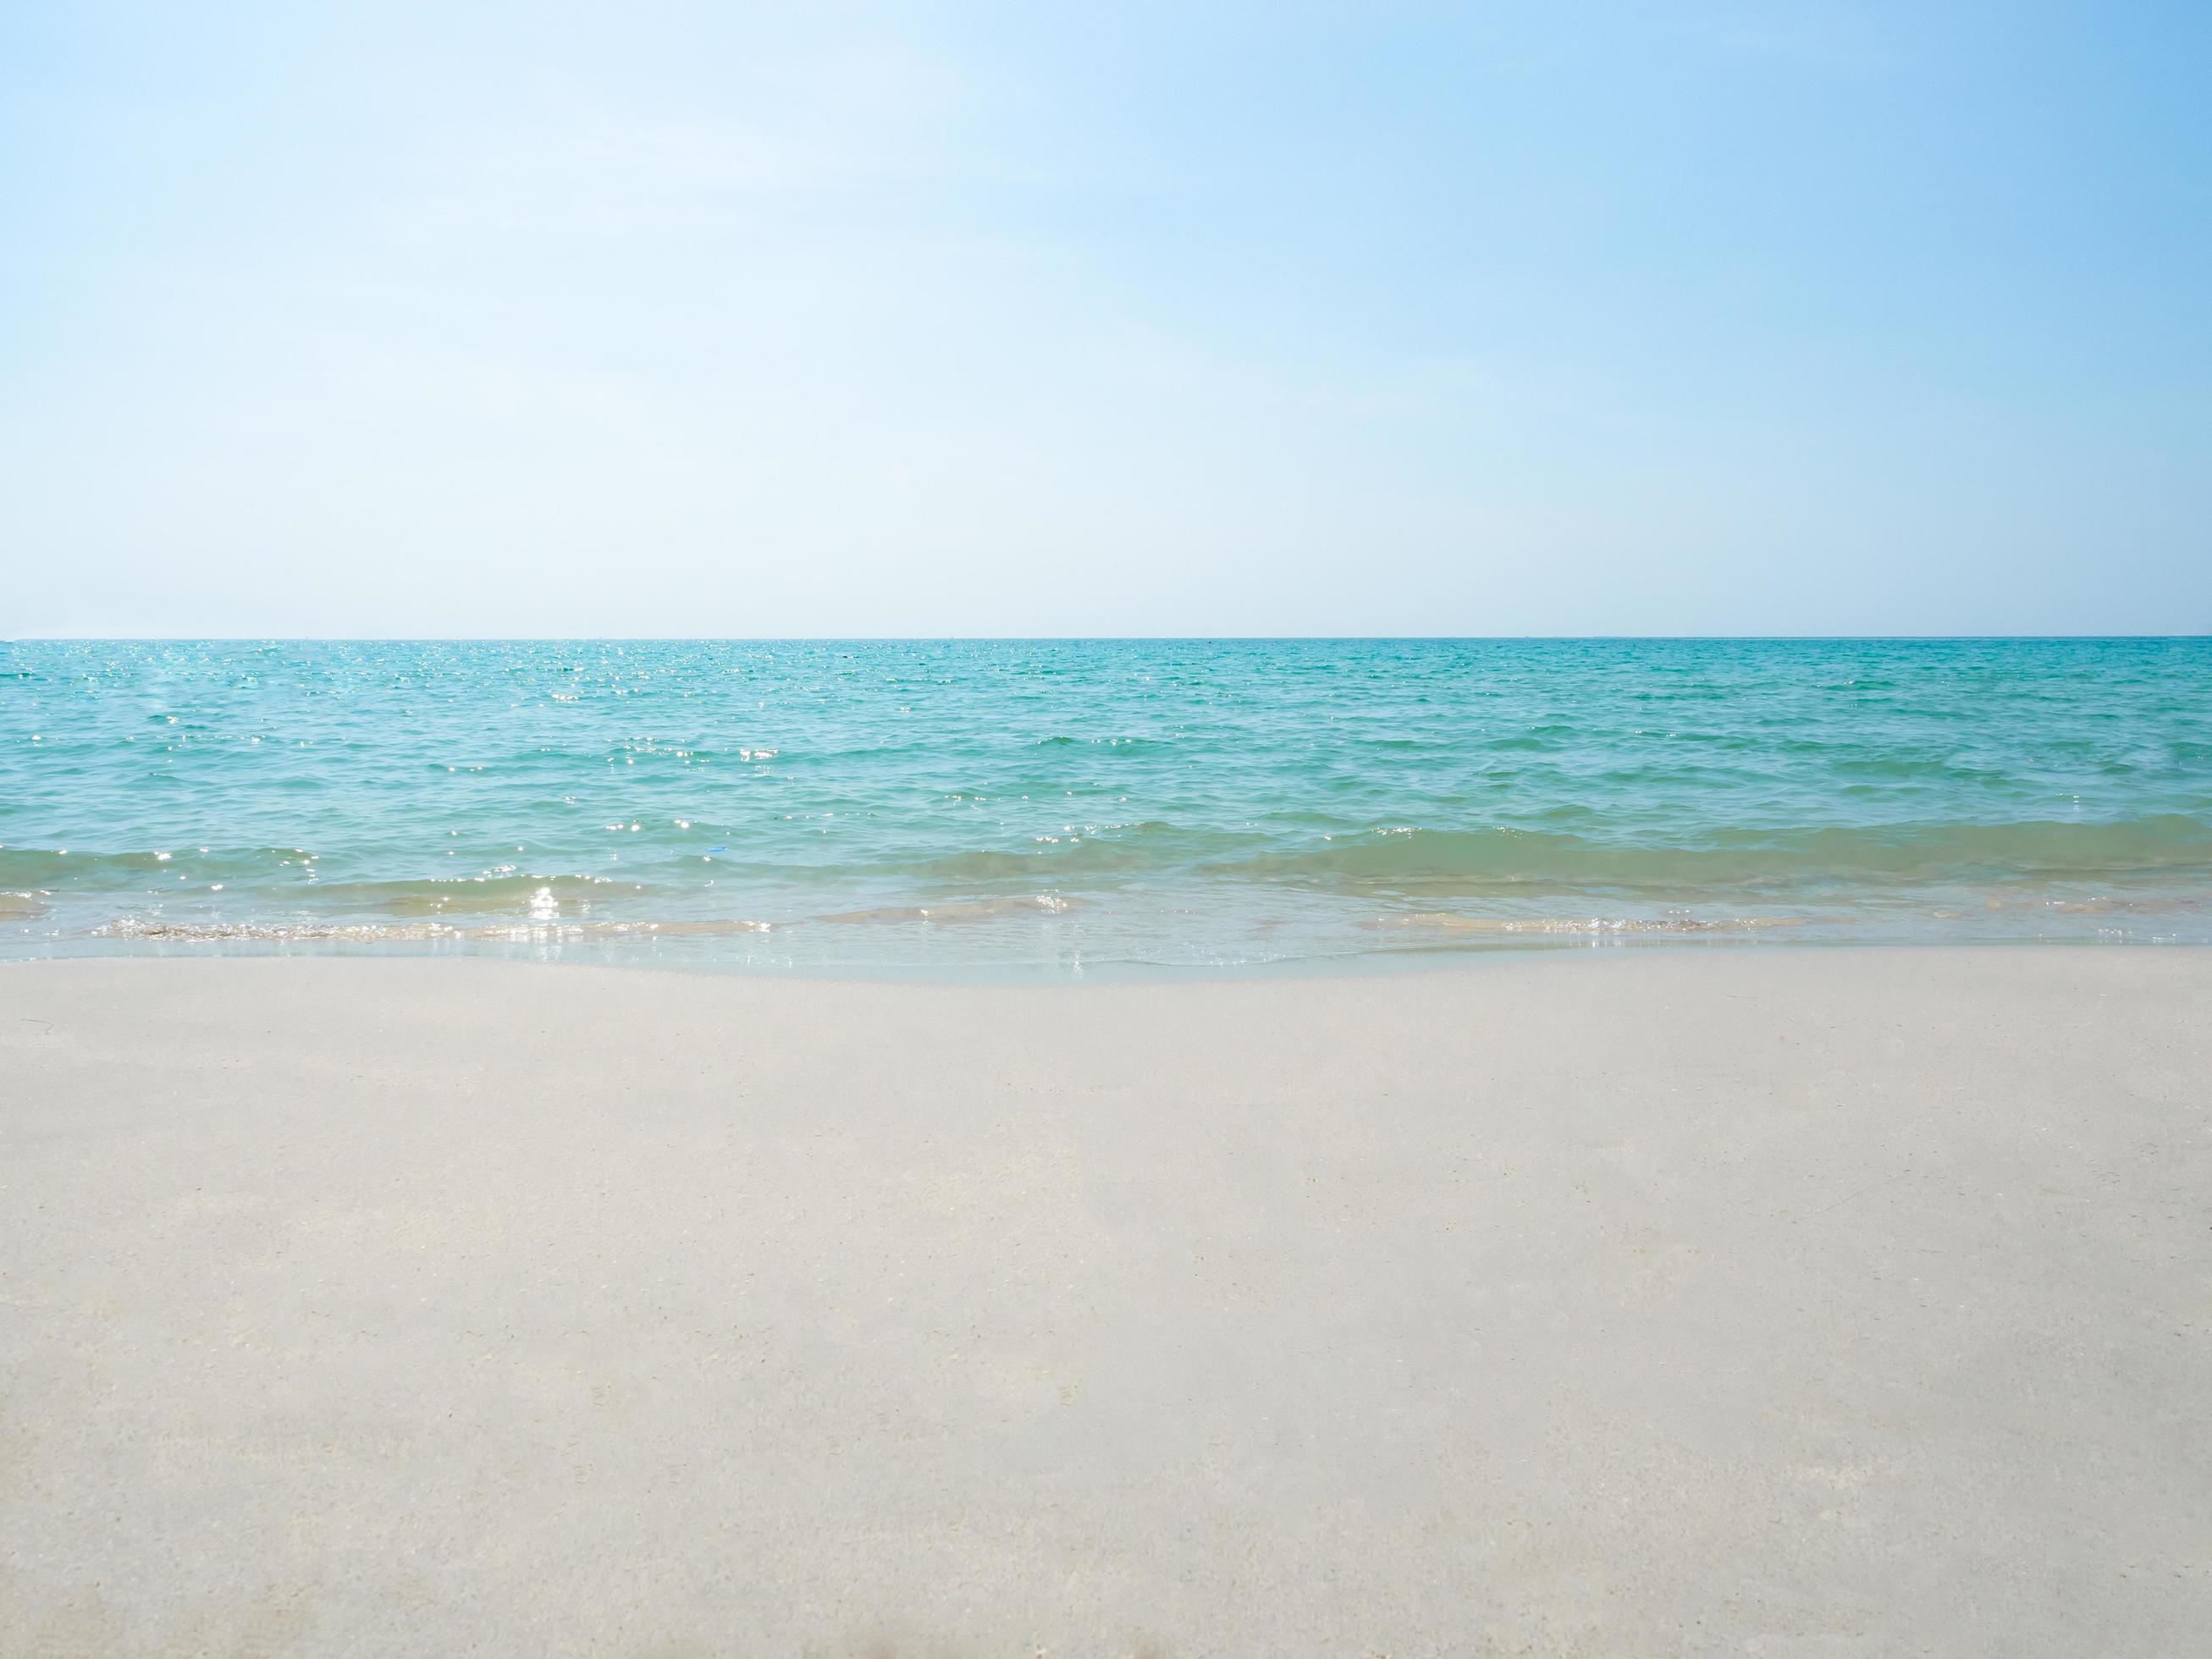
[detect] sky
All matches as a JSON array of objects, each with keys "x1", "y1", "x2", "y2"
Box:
[{"x1": 3, "y1": 2, "x2": 2208, "y2": 637}]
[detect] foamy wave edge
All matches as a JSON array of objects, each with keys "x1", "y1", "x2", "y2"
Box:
[
  {"x1": 91, "y1": 918, "x2": 781, "y2": 943},
  {"x1": 1367, "y1": 912, "x2": 1806, "y2": 934}
]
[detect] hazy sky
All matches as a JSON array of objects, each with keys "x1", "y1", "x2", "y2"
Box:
[{"x1": 4, "y1": 2, "x2": 2208, "y2": 637}]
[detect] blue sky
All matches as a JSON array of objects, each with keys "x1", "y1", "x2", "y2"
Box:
[{"x1": 3, "y1": 2, "x2": 2207, "y2": 636}]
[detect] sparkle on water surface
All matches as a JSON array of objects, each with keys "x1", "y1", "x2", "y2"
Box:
[{"x1": 3, "y1": 638, "x2": 2209, "y2": 972}]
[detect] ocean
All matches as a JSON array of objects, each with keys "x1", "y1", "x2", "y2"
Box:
[{"x1": 4, "y1": 637, "x2": 2209, "y2": 973}]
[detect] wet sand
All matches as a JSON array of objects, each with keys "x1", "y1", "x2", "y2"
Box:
[{"x1": 3, "y1": 951, "x2": 2208, "y2": 1656}]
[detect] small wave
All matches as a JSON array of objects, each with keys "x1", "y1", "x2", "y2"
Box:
[
  {"x1": 311, "y1": 873, "x2": 626, "y2": 917},
  {"x1": 902, "y1": 824, "x2": 1261, "y2": 882},
  {"x1": 90, "y1": 916, "x2": 778, "y2": 943},
  {"x1": 1029, "y1": 734, "x2": 1169, "y2": 752},
  {"x1": 810, "y1": 895, "x2": 1080, "y2": 926},
  {"x1": 93, "y1": 918, "x2": 471, "y2": 944},
  {"x1": 1367, "y1": 912, "x2": 1805, "y2": 935},
  {"x1": 1241, "y1": 815, "x2": 2212, "y2": 893},
  {"x1": 1983, "y1": 893, "x2": 2203, "y2": 916},
  {"x1": 0, "y1": 890, "x2": 51, "y2": 918}
]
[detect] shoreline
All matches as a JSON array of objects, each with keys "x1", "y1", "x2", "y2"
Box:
[
  {"x1": 8, "y1": 931, "x2": 2212, "y2": 989},
  {"x1": 5, "y1": 949, "x2": 2209, "y2": 1653}
]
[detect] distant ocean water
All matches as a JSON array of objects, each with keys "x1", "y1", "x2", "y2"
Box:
[{"x1": 4, "y1": 638, "x2": 2209, "y2": 973}]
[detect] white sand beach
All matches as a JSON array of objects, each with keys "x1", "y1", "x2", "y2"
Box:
[{"x1": 3, "y1": 950, "x2": 2208, "y2": 1656}]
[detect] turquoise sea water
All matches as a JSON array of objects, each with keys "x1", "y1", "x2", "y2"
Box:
[{"x1": 3, "y1": 639, "x2": 2209, "y2": 973}]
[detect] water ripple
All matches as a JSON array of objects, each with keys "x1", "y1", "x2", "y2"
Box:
[{"x1": 5, "y1": 638, "x2": 2209, "y2": 967}]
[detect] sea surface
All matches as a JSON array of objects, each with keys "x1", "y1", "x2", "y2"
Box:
[{"x1": 4, "y1": 638, "x2": 2209, "y2": 973}]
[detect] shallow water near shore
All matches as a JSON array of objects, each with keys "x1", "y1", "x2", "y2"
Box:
[{"x1": 4, "y1": 637, "x2": 2209, "y2": 972}]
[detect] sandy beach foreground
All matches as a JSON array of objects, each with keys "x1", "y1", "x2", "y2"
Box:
[{"x1": 3, "y1": 951, "x2": 2208, "y2": 1656}]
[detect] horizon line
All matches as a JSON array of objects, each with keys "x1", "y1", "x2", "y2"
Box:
[{"x1": 7, "y1": 633, "x2": 2209, "y2": 647}]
